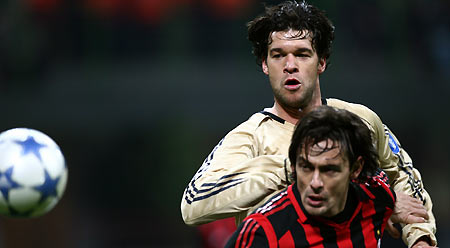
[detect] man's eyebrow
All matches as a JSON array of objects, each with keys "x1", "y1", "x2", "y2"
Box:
[
  {"x1": 269, "y1": 48, "x2": 283, "y2": 54},
  {"x1": 319, "y1": 164, "x2": 341, "y2": 171},
  {"x1": 296, "y1": 157, "x2": 310, "y2": 164},
  {"x1": 295, "y1": 47, "x2": 313, "y2": 53},
  {"x1": 269, "y1": 47, "x2": 313, "y2": 54}
]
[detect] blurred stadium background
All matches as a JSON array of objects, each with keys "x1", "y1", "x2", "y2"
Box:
[{"x1": 0, "y1": 0, "x2": 449, "y2": 247}]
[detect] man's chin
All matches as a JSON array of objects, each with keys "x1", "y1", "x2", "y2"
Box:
[{"x1": 304, "y1": 205, "x2": 327, "y2": 217}]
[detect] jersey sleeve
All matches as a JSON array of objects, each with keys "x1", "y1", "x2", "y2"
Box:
[
  {"x1": 225, "y1": 217, "x2": 271, "y2": 248},
  {"x1": 364, "y1": 107, "x2": 437, "y2": 247},
  {"x1": 181, "y1": 118, "x2": 290, "y2": 225}
]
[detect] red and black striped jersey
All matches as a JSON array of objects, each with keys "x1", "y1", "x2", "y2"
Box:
[{"x1": 225, "y1": 170, "x2": 395, "y2": 248}]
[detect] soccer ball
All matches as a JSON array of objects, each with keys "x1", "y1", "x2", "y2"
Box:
[{"x1": 0, "y1": 128, "x2": 68, "y2": 217}]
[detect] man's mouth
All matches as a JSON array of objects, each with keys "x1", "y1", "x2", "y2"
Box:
[
  {"x1": 284, "y1": 78, "x2": 301, "y2": 90},
  {"x1": 307, "y1": 195, "x2": 324, "y2": 207}
]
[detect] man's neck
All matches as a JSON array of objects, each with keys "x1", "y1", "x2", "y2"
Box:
[
  {"x1": 267, "y1": 81, "x2": 323, "y2": 125},
  {"x1": 267, "y1": 97, "x2": 322, "y2": 125},
  {"x1": 326, "y1": 186, "x2": 357, "y2": 223}
]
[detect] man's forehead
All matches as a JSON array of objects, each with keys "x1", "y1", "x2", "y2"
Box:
[
  {"x1": 309, "y1": 140, "x2": 340, "y2": 156},
  {"x1": 299, "y1": 140, "x2": 347, "y2": 165},
  {"x1": 270, "y1": 29, "x2": 312, "y2": 41}
]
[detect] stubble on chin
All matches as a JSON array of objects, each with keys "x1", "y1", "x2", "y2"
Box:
[{"x1": 280, "y1": 90, "x2": 313, "y2": 110}]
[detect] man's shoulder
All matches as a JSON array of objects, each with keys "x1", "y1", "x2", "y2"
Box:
[
  {"x1": 325, "y1": 98, "x2": 381, "y2": 128},
  {"x1": 253, "y1": 188, "x2": 290, "y2": 215},
  {"x1": 326, "y1": 98, "x2": 374, "y2": 115},
  {"x1": 354, "y1": 170, "x2": 396, "y2": 207},
  {"x1": 253, "y1": 189, "x2": 299, "y2": 224},
  {"x1": 247, "y1": 188, "x2": 298, "y2": 234},
  {"x1": 232, "y1": 111, "x2": 290, "y2": 134},
  {"x1": 247, "y1": 111, "x2": 275, "y2": 126}
]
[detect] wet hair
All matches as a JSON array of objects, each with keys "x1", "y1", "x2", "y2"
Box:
[
  {"x1": 288, "y1": 106, "x2": 379, "y2": 182},
  {"x1": 247, "y1": 1, "x2": 335, "y2": 68}
]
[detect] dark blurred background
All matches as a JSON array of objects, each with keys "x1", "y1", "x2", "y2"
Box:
[{"x1": 0, "y1": 0, "x2": 448, "y2": 247}]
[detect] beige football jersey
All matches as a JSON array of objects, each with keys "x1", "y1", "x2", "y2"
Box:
[{"x1": 181, "y1": 98, "x2": 436, "y2": 247}]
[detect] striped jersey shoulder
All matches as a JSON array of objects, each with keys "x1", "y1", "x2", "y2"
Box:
[
  {"x1": 366, "y1": 169, "x2": 391, "y2": 187},
  {"x1": 254, "y1": 189, "x2": 291, "y2": 216},
  {"x1": 249, "y1": 189, "x2": 299, "y2": 246},
  {"x1": 357, "y1": 169, "x2": 396, "y2": 206}
]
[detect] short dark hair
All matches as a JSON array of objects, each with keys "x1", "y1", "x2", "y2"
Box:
[
  {"x1": 288, "y1": 106, "x2": 379, "y2": 182},
  {"x1": 247, "y1": 1, "x2": 335, "y2": 68}
]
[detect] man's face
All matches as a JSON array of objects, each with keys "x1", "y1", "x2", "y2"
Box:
[
  {"x1": 262, "y1": 29, "x2": 326, "y2": 110},
  {"x1": 294, "y1": 140, "x2": 358, "y2": 217}
]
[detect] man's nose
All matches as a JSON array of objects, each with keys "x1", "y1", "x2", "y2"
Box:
[
  {"x1": 283, "y1": 54, "x2": 299, "y2": 73},
  {"x1": 310, "y1": 170, "x2": 323, "y2": 191}
]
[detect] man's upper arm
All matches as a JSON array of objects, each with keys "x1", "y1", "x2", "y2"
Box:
[
  {"x1": 317, "y1": 98, "x2": 436, "y2": 246},
  {"x1": 181, "y1": 120, "x2": 289, "y2": 225},
  {"x1": 368, "y1": 110, "x2": 437, "y2": 247}
]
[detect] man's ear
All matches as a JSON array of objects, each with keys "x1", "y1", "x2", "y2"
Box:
[
  {"x1": 317, "y1": 58, "x2": 326, "y2": 74},
  {"x1": 290, "y1": 162, "x2": 296, "y2": 184},
  {"x1": 350, "y1": 156, "x2": 364, "y2": 180},
  {"x1": 262, "y1": 59, "x2": 269, "y2": 75}
]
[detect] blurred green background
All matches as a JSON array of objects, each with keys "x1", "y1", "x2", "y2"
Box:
[{"x1": 0, "y1": 0, "x2": 448, "y2": 247}]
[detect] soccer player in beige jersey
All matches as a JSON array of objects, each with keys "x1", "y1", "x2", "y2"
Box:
[{"x1": 181, "y1": 1, "x2": 437, "y2": 247}]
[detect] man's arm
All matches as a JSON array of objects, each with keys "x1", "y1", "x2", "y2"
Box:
[
  {"x1": 387, "y1": 191, "x2": 429, "y2": 238},
  {"x1": 369, "y1": 113, "x2": 437, "y2": 247},
  {"x1": 181, "y1": 120, "x2": 290, "y2": 225}
]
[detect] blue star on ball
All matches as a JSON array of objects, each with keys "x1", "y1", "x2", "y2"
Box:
[
  {"x1": 0, "y1": 167, "x2": 21, "y2": 201},
  {"x1": 33, "y1": 169, "x2": 60, "y2": 203},
  {"x1": 14, "y1": 136, "x2": 47, "y2": 161}
]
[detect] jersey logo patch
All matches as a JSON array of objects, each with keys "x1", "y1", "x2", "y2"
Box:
[{"x1": 387, "y1": 133, "x2": 400, "y2": 154}]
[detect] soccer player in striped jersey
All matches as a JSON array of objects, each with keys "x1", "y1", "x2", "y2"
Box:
[
  {"x1": 181, "y1": 1, "x2": 437, "y2": 247},
  {"x1": 226, "y1": 106, "x2": 395, "y2": 248}
]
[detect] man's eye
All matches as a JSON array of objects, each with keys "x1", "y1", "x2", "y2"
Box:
[
  {"x1": 300, "y1": 165, "x2": 313, "y2": 172},
  {"x1": 322, "y1": 167, "x2": 340, "y2": 175},
  {"x1": 272, "y1": 54, "x2": 281, "y2": 58}
]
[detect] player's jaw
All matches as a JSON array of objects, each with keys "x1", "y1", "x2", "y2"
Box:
[
  {"x1": 273, "y1": 78, "x2": 314, "y2": 111},
  {"x1": 302, "y1": 190, "x2": 330, "y2": 216}
]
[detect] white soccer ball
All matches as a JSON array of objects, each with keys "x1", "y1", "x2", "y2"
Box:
[{"x1": 0, "y1": 128, "x2": 67, "y2": 217}]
